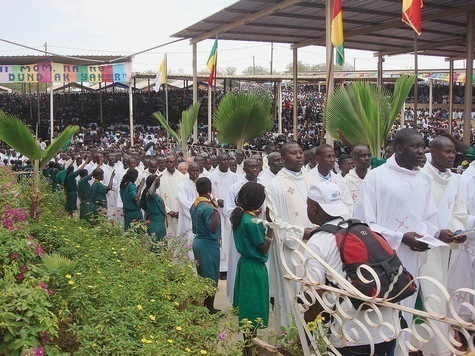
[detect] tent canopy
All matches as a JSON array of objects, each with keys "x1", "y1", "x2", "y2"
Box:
[{"x1": 172, "y1": 0, "x2": 475, "y2": 60}]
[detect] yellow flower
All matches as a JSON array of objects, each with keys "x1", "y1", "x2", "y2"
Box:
[
  {"x1": 137, "y1": 305, "x2": 143, "y2": 310},
  {"x1": 120, "y1": 248, "x2": 126, "y2": 251},
  {"x1": 307, "y1": 321, "x2": 317, "y2": 331},
  {"x1": 149, "y1": 335, "x2": 154, "y2": 339},
  {"x1": 174, "y1": 302, "x2": 180, "y2": 306},
  {"x1": 65, "y1": 274, "x2": 72, "y2": 279},
  {"x1": 185, "y1": 347, "x2": 191, "y2": 352},
  {"x1": 167, "y1": 339, "x2": 173, "y2": 343},
  {"x1": 149, "y1": 315, "x2": 156, "y2": 321},
  {"x1": 316, "y1": 314, "x2": 325, "y2": 323},
  {"x1": 68, "y1": 280, "x2": 74, "y2": 285},
  {"x1": 150, "y1": 299, "x2": 155, "y2": 302},
  {"x1": 176, "y1": 326, "x2": 182, "y2": 331},
  {"x1": 145, "y1": 339, "x2": 152, "y2": 344},
  {"x1": 200, "y1": 350, "x2": 207, "y2": 355},
  {"x1": 141, "y1": 337, "x2": 147, "y2": 343},
  {"x1": 76, "y1": 272, "x2": 82, "y2": 275}
]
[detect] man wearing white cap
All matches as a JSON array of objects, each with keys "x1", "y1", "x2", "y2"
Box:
[{"x1": 305, "y1": 182, "x2": 397, "y2": 355}]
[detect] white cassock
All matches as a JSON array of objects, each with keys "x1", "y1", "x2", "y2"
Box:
[
  {"x1": 177, "y1": 178, "x2": 198, "y2": 259},
  {"x1": 344, "y1": 168, "x2": 365, "y2": 204},
  {"x1": 209, "y1": 169, "x2": 238, "y2": 272},
  {"x1": 112, "y1": 165, "x2": 126, "y2": 228},
  {"x1": 158, "y1": 169, "x2": 186, "y2": 235},
  {"x1": 236, "y1": 162, "x2": 244, "y2": 176},
  {"x1": 102, "y1": 164, "x2": 120, "y2": 222},
  {"x1": 307, "y1": 165, "x2": 354, "y2": 214},
  {"x1": 419, "y1": 162, "x2": 466, "y2": 356},
  {"x1": 354, "y1": 155, "x2": 438, "y2": 320},
  {"x1": 259, "y1": 168, "x2": 275, "y2": 187},
  {"x1": 265, "y1": 168, "x2": 315, "y2": 329},
  {"x1": 224, "y1": 176, "x2": 252, "y2": 303},
  {"x1": 448, "y1": 161, "x2": 475, "y2": 320}
]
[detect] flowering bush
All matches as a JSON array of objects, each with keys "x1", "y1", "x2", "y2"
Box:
[{"x1": 0, "y1": 169, "x2": 244, "y2": 355}]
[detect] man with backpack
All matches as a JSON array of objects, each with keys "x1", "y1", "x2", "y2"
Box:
[{"x1": 304, "y1": 182, "x2": 398, "y2": 355}]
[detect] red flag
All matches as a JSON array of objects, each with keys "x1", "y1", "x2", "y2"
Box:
[{"x1": 402, "y1": 0, "x2": 423, "y2": 35}]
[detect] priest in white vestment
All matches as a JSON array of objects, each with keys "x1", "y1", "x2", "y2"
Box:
[
  {"x1": 265, "y1": 142, "x2": 316, "y2": 329},
  {"x1": 158, "y1": 155, "x2": 185, "y2": 235},
  {"x1": 209, "y1": 154, "x2": 238, "y2": 273},
  {"x1": 258, "y1": 152, "x2": 283, "y2": 187},
  {"x1": 177, "y1": 163, "x2": 200, "y2": 259},
  {"x1": 102, "y1": 154, "x2": 120, "y2": 222},
  {"x1": 354, "y1": 129, "x2": 443, "y2": 323},
  {"x1": 448, "y1": 159, "x2": 475, "y2": 322},
  {"x1": 345, "y1": 145, "x2": 371, "y2": 204},
  {"x1": 307, "y1": 144, "x2": 354, "y2": 213},
  {"x1": 224, "y1": 158, "x2": 261, "y2": 303},
  {"x1": 419, "y1": 136, "x2": 467, "y2": 356}
]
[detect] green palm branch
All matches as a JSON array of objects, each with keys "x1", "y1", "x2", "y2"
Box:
[
  {"x1": 213, "y1": 92, "x2": 273, "y2": 149},
  {"x1": 325, "y1": 75, "x2": 414, "y2": 159},
  {"x1": 0, "y1": 111, "x2": 79, "y2": 219},
  {"x1": 152, "y1": 102, "x2": 201, "y2": 158}
]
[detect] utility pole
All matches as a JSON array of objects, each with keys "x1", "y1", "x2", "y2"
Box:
[{"x1": 270, "y1": 42, "x2": 274, "y2": 75}]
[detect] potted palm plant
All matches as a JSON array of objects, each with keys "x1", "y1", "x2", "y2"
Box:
[
  {"x1": 0, "y1": 111, "x2": 78, "y2": 219},
  {"x1": 325, "y1": 75, "x2": 414, "y2": 159},
  {"x1": 213, "y1": 91, "x2": 273, "y2": 150}
]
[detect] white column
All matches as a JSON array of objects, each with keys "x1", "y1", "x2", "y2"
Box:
[
  {"x1": 193, "y1": 43, "x2": 198, "y2": 142},
  {"x1": 292, "y1": 48, "x2": 298, "y2": 141},
  {"x1": 50, "y1": 82, "x2": 54, "y2": 142},
  {"x1": 448, "y1": 60, "x2": 454, "y2": 135},
  {"x1": 429, "y1": 78, "x2": 433, "y2": 117},
  {"x1": 277, "y1": 80, "x2": 282, "y2": 135},
  {"x1": 129, "y1": 82, "x2": 134, "y2": 147}
]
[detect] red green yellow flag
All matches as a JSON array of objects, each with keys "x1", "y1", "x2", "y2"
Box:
[
  {"x1": 331, "y1": 0, "x2": 344, "y2": 66},
  {"x1": 206, "y1": 39, "x2": 218, "y2": 86},
  {"x1": 402, "y1": 0, "x2": 423, "y2": 35}
]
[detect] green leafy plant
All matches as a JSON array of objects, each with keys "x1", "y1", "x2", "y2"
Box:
[
  {"x1": 0, "y1": 111, "x2": 78, "y2": 219},
  {"x1": 325, "y1": 75, "x2": 414, "y2": 159},
  {"x1": 153, "y1": 102, "x2": 201, "y2": 158},
  {"x1": 213, "y1": 91, "x2": 273, "y2": 149}
]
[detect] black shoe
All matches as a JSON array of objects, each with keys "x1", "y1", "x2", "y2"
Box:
[{"x1": 219, "y1": 272, "x2": 227, "y2": 280}]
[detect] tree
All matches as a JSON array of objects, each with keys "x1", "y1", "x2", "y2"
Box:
[
  {"x1": 241, "y1": 65, "x2": 270, "y2": 75},
  {"x1": 213, "y1": 91, "x2": 273, "y2": 149},
  {"x1": 152, "y1": 103, "x2": 201, "y2": 159},
  {"x1": 325, "y1": 75, "x2": 414, "y2": 159},
  {"x1": 286, "y1": 61, "x2": 355, "y2": 72},
  {"x1": 285, "y1": 61, "x2": 312, "y2": 72},
  {"x1": 0, "y1": 111, "x2": 78, "y2": 219}
]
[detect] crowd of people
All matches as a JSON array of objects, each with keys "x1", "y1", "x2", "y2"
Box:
[{"x1": 1, "y1": 83, "x2": 475, "y2": 354}]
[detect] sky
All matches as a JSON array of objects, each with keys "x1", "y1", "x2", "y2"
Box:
[{"x1": 0, "y1": 0, "x2": 468, "y2": 76}]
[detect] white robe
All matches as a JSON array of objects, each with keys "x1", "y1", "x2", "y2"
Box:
[
  {"x1": 158, "y1": 169, "x2": 186, "y2": 235},
  {"x1": 307, "y1": 165, "x2": 354, "y2": 214},
  {"x1": 177, "y1": 178, "x2": 198, "y2": 252},
  {"x1": 419, "y1": 162, "x2": 466, "y2": 356},
  {"x1": 354, "y1": 155, "x2": 438, "y2": 317},
  {"x1": 448, "y1": 161, "x2": 475, "y2": 319},
  {"x1": 265, "y1": 168, "x2": 314, "y2": 328},
  {"x1": 209, "y1": 169, "x2": 238, "y2": 272},
  {"x1": 258, "y1": 168, "x2": 276, "y2": 187},
  {"x1": 344, "y1": 168, "x2": 365, "y2": 204},
  {"x1": 102, "y1": 164, "x2": 120, "y2": 222}
]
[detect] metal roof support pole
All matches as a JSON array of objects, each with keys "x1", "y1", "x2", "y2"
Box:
[
  {"x1": 129, "y1": 82, "x2": 134, "y2": 147},
  {"x1": 193, "y1": 43, "x2": 198, "y2": 142},
  {"x1": 429, "y1": 78, "x2": 433, "y2": 117},
  {"x1": 99, "y1": 82, "x2": 103, "y2": 125},
  {"x1": 413, "y1": 33, "x2": 419, "y2": 127},
  {"x1": 324, "y1": 0, "x2": 334, "y2": 146},
  {"x1": 277, "y1": 80, "x2": 282, "y2": 135},
  {"x1": 448, "y1": 60, "x2": 454, "y2": 135},
  {"x1": 377, "y1": 54, "x2": 383, "y2": 89},
  {"x1": 463, "y1": 11, "x2": 474, "y2": 146},
  {"x1": 292, "y1": 47, "x2": 298, "y2": 141},
  {"x1": 50, "y1": 81, "x2": 54, "y2": 142}
]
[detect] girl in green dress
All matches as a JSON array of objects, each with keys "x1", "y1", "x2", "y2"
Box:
[
  {"x1": 78, "y1": 169, "x2": 93, "y2": 221},
  {"x1": 230, "y1": 182, "x2": 272, "y2": 331},
  {"x1": 64, "y1": 157, "x2": 89, "y2": 217},
  {"x1": 119, "y1": 168, "x2": 145, "y2": 230},
  {"x1": 190, "y1": 177, "x2": 221, "y2": 314},
  {"x1": 140, "y1": 175, "x2": 167, "y2": 241}
]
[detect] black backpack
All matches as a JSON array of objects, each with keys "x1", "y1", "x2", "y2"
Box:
[{"x1": 312, "y1": 219, "x2": 416, "y2": 308}]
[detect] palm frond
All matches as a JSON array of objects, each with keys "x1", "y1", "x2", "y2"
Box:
[
  {"x1": 152, "y1": 111, "x2": 180, "y2": 142},
  {"x1": 41, "y1": 253, "x2": 73, "y2": 271},
  {"x1": 326, "y1": 76, "x2": 412, "y2": 159},
  {"x1": 214, "y1": 92, "x2": 273, "y2": 149},
  {"x1": 40, "y1": 125, "x2": 79, "y2": 170},
  {"x1": 0, "y1": 111, "x2": 43, "y2": 160},
  {"x1": 178, "y1": 102, "x2": 201, "y2": 143}
]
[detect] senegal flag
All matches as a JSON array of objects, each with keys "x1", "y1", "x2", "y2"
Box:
[
  {"x1": 331, "y1": 0, "x2": 344, "y2": 67},
  {"x1": 206, "y1": 39, "x2": 218, "y2": 86}
]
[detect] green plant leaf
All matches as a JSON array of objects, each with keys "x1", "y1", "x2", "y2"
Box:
[
  {"x1": 40, "y1": 125, "x2": 79, "y2": 170},
  {"x1": 213, "y1": 92, "x2": 273, "y2": 149},
  {"x1": 0, "y1": 111, "x2": 43, "y2": 160},
  {"x1": 41, "y1": 253, "x2": 73, "y2": 271},
  {"x1": 152, "y1": 111, "x2": 180, "y2": 142}
]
